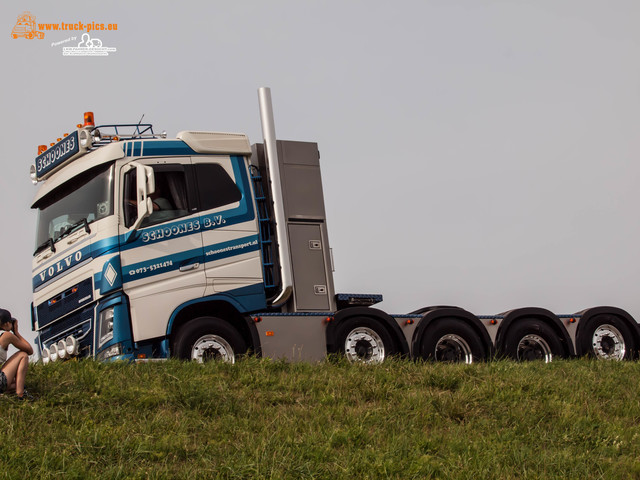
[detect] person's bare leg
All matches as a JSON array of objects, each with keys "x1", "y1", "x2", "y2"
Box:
[
  {"x1": 14, "y1": 352, "x2": 29, "y2": 397},
  {"x1": 0, "y1": 352, "x2": 26, "y2": 393}
]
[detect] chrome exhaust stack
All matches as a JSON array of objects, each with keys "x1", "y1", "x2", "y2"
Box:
[{"x1": 257, "y1": 87, "x2": 293, "y2": 307}]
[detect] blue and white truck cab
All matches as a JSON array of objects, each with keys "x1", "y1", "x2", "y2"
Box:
[{"x1": 30, "y1": 88, "x2": 640, "y2": 365}]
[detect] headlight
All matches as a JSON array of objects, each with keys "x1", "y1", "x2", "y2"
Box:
[
  {"x1": 97, "y1": 343, "x2": 122, "y2": 361},
  {"x1": 99, "y1": 307, "x2": 114, "y2": 346}
]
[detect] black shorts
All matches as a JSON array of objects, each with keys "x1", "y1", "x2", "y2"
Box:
[{"x1": 0, "y1": 371, "x2": 6, "y2": 393}]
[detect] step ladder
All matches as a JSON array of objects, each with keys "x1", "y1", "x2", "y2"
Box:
[{"x1": 250, "y1": 166, "x2": 277, "y2": 292}]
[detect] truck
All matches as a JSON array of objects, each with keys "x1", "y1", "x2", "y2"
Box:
[
  {"x1": 11, "y1": 12, "x2": 44, "y2": 40},
  {"x1": 29, "y1": 88, "x2": 640, "y2": 365}
]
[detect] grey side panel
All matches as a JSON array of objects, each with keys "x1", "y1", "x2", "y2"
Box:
[
  {"x1": 251, "y1": 140, "x2": 336, "y2": 313},
  {"x1": 255, "y1": 315, "x2": 328, "y2": 362},
  {"x1": 288, "y1": 224, "x2": 331, "y2": 311},
  {"x1": 278, "y1": 141, "x2": 327, "y2": 220}
]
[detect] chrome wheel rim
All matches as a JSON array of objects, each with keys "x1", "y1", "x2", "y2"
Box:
[
  {"x1": 517, "y1": 334, "x2": 553, "y2": 362},
  {"x1": 344, "y1": 327, "x2": 385, "y2": 364},
  {"x1": 434, "y1": 334, "x2": 473, "y2": 363},
  {"x1": 592, "y1": 324, "x2": 625, "y2": 360},
  {"x1": 191, "y1": 334, "x2": 235, "y2": 364}
]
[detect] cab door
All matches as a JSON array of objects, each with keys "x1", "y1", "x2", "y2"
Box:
[
  {"x1": 119, "y1": 157, "x2": 205, "y2": 342},
  {"x1": 192, "y1": 155, "x2": 263, "y2": 299}
]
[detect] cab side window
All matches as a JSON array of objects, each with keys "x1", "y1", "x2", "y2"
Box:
[
  {"x1": 123, "y1": 164, "x2": 190, "y2": 228},
  {"x1": 195, "y1": 163, "x2": 242, "y2": 211}
]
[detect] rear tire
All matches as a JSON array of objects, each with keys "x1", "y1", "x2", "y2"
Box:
[
  {"x1": 174, "y1": 316, "x2": 246, "y2": 363},
  {"x1": 504, "y1": 320, "x2": 563, "y2": 362},
  {"x1": 420, "y1": 319, "x2": 486, "y2": 363},
  {"x1": 580, "y1": 314, "x2": 634, "y2": 360},
  {"x1": 335, "y1": 317, "x2": 396, "y2": 364}
]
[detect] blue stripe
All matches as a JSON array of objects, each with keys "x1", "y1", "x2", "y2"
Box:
[
  {"x1": 203, "y1": 235, "x2": 260, "y2": 262},
  {"x1": 133, "y1": 141, "x2": 141, "y2": 156},
  {"x1": 122, "y1": 234, "x2": 259, "y2": 284},
  {"x1": 140, "y1": 140, "x2": 196, "y2": 157},
  {"x1": 122, "y1": 246, "x2": 202, "y2": 283}
]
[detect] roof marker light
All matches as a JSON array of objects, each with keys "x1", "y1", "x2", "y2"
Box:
[
  {"x1": 37, "y1": 145, "x2": 47, "y2": 155},
  {"x1": 83, "y1": 111, "x2": 95, "y2": 127}
]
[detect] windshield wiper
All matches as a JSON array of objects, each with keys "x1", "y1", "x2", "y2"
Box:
[
  {"x1": 56, "y1": 218, "x2": 92, "y2": 243},
  {"x1": 34, "y1": 237, "x2": 56, "y2": 256}
]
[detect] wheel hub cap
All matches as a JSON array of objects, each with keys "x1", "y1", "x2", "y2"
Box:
[
  {"x1": 517, "y1": 334, "x2": 553, "y2": 363},
  {"x1": 592, "y1": 324, "x2": 625, "y2": 360},
  {"x1": 344, "y1": 327, "x2": 385, "y2": 364},
  {"x1": 191, "y1": 335, "x2": 235, "y2": 364},
  {"x1": 434, "y1": 334, "x2": 473, "y2": 363}
]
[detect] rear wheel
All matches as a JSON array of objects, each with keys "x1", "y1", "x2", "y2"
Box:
[
  {"x1": 174, "y1": 317, "x2": 246, "y2": 363},
  {"x1": 504, "y1": 320, "x2": 563, "y2": 362},
  {"x1": 420, "y1": 319, "x2": 486, "y2": 363},
  {"x1": 336, "y1": 317, "x2": 396, "y2": 364},
  {"x1": 580, "y1": 315, "x2": 634, "y2": 360}
]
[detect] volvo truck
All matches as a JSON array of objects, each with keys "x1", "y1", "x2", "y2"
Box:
[{"x1": 29, "y1": 88, "x2": 640, "y2": 365}]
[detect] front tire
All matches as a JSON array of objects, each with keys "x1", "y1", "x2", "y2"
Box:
[
  {"x1": 504, "y1": 320, "x2": 564, "y2": 362},
  {"x1": 174, "y1": 317, "x2": 246, "y2": 363},
  {"x1": 580, "y1": 314, "x2": 634, "y2": 360}
]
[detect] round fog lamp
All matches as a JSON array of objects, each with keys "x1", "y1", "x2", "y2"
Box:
[
  {"x1": 65, "y1": 336, "x2": 79, "y2": 356},
  {"x1": 49, "y1": 343, "x2": 59, "y2": 362},
  {"x1": 41, "y1": 347, "x2": 50, "y2": 365}
]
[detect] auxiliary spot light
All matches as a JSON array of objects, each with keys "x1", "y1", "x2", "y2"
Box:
[
  {"x1": 57, "y1": 340, "x2": 67, "y2": 360},
  {"x1": 65, "y1": 336, "x2": 79, "y2": 356},
  {"x1": 49, "y1": 343, "x2": 59, "y2": 362},
  {"x1": 41, "y1": 347, "x2": 50, "y2": 365}
]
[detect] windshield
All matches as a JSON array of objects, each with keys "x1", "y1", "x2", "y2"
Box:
[{"x1": 34, "y1": 163, "x2": 114, "y2": 252}]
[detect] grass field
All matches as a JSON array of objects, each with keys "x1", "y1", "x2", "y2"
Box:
[{"x1": 2, "y1": 358, "x2": 640, "y2": 479}]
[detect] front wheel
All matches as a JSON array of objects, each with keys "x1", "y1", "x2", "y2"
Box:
[
  {"x1": 335, "y1": 317, "x2": 396, "y2": 364},
  {"x1": 173, "y1": 317, "x2": 246, "y2": 363},
  {"x1": 504, "y1": 320, "x2": 564, "y2": 362},
  {"x1": 420, "y1": 319, "x2": 486, "y2": 363},
  {"x1": 580, "y1": 315, "x2": 634, "y2": 360}
]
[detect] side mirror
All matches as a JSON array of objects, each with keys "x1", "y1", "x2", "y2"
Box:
[{"x1": 123, "y1": 162, "x2": 156, "y2": 232}]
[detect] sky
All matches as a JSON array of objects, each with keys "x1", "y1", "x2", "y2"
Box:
[{"x1": 1, "y1": 0, "x2": 639, "y2": 349}]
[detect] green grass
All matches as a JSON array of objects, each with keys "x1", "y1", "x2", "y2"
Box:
[{"x1": 3, "y1": 358, "x2": 640, "y2": 479}]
